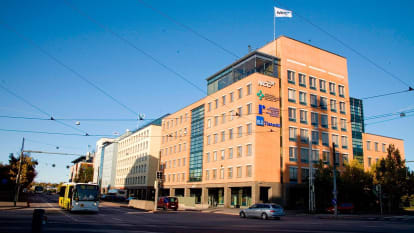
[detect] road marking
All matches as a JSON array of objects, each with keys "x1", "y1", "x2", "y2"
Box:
[
  {"x1": 112, "y1": 217, "x2": 122, "y2": 221},
  {"x1": 41, "y1": 196, "x2": 80, "y2": 223}
]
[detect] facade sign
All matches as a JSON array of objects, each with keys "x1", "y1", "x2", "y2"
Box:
[
  {"x1": 256, "y1": 90, "x2": 279, "y2": 102},
  {"x1": 258, "y1": 80, "x2": 275, "y2": 88},
  {"x1": 256, "y1": 116, "x2": 280, "y2": 128},
  {"x1": 258, "y1": 104, "x2": 280, "y2": 118}
]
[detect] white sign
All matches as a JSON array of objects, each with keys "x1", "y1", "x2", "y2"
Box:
[
  {"x1": 274, "y1": 7, "x2": 292, "y2": 18},
  {"x1": 258, "y1": 80, "x2": 275, "y2": 88}
]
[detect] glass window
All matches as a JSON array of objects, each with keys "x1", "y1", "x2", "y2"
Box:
[
  {"x1": 288, "y1": 107, "x2": 296, "y2": 122},
  {"x1": 247, "y1": 84, "x2": 252, "y2": 95},
  {"x1": 321, "y1": 114, "x2": 328, "y2": 128},
  {"x1": 289, "y1": 147, "x2": 297, "y2": 161},
  {"x1": 208, "y1": 102, "x2": 212, "y2": 112},
  {"x1": 323, "y1": 151, "x2": 330, "y2": 163},
  {"x1": 311, "y1": 112, "x2": 318, "y2": 126},
  {"x1": 300, "y1": 110, "x2": 308, "y2": 124},
  {"x1": 213, "y1": 169, "x2": 217, "y2": 179},
  {"x1": 320, "y1": 97, "x2": 327, "y2": 110},
  {"x1": 382, "y1": 143, "x2": 386, "y2": 152},
  {"x1": 329, "y1": 82, "x2": 336, "y2": 95},
  {"x1": 229, "y1": 128, "x2": 233, "y2": 140},
  {"x1": 247, "y1": 103, "x2": 252, "y2": 115},
  {"x1": 332, "y1": 135, "x2": 339, "y2": 147},
  {"x1": 312, "y1": 131, "x2": 319, "y2": 145},
  {"x1": 237, "y1": 126, "x2": 242, "y2": 137},
  {"x1": 237, "y1": 146, "x2": 242, "y2": 157},
  {"x1": 214, "y1": 133, "x2": 218, "y2": 143},
  {"x1": 340, "y1": 102, "x2": 346, "y2": 114},
  {"x1": 289, "y1": 167, "x2": 298, "y2": 182},
  {"x1": 375, "y1": 142, "x2": 379, "y2": 151},
  {"x1": 299, "y1": 91, "x2": 307, "y2": 105},
  {"x1": 228, "y1": 148, "x2": 233, "y2": 159},
  {"x1": 230, "y1": 92, "x2": 234, "y2": 102},
  {"x1": 299, "y1": 73, "x2": 306, "y2": 87},
  {"x1": 221, "y1": 150, "x2": 225, "y2": 160},
  {"x1": 237, "y1": 107, "x2": 242, "y2": 117},
  {"x1": 340, "y1": 118, "x2": 347, "y2": 131},
  {"x1": 310, "y1": 94, "x2": 318, "y2": 107},
  {"x1": 246, "y1": 165, "x2": 252, "y2": 177},
  {"x1": 311, "y1": 150, "x2": 319, "y2": 163},
  {"x1": 229, "y1": 110, "x2": 234, "y2": 121},
  {"x1": 221, "y1": 113, "x2": 226, "y2": 124},
  {"x1": 341, "y1": 136, "x2": 348, "y2": 149},
  {"x1": 222, "y1": 95, "x2": 226, "y2": 106},
  {"x1": 368, "y1": 157, "x2": 372, "y2": 166},
  {"x1": 207, "y1": 135, "x2": 211, "y2": 145},
  {"x1": 331, "y1": 116, "x2": 338, "y2": 129},
  {"x1": 343, "y1": 153, "x2": 348, "y2": 165},
  {"x1": 228, "y1": 167, "x2": 233, "y2": 178},
  {"x1": 309, "y1": 76, "x2": 317, "y2": 89},
  {"x1": 338, "y1": 85, "x2": 345, "y2": 97},
  {"x1": 206, "y1": 170, "x2": 210, "y2": 180},
  {"x1": 220, "y1": 168, "x2": 224, "y2": 179},
  {"x1": 289, "y1": 127, "x2": 297, "y2": 141},
  {"x1": 288, "y1": 89, "x2": 296, "y2": 102},
  {"x1": 322, "y1": 132, "x2": 329, "y2": 146},
  {"x1": 246, "y1": 144, "x2": 252, "y2": 156},
  {"x1": 213, "y1": 151, "x2": 217, "y2": 161},
  {"x1": 247, "y1": 123, "x2": 252, "y2": 135},
  {"x1": 237, "y1": 167, "x2": 242, "y2": 178},
  {"x1": 319, "y1": 80, "x2": 326, "y2": 92},
  {"x1": 221, "y1": 131, "x2": 225, "y2": 142},
  {"x1": 330, "y1": 99, "x2": 337, "y2": 112},
  {"x1": 214, "y1": 116, "x2": 219, "y2": 126},
  {"x1": 301, "y1": 168, "x2": 309, "y2": 182},
  {"x1": 215, "y1": 99, "x2": 218, "y2": 109},
  {"x1": 300, "y1": 129, "x2": 309, "y2": 143},
  {"x1": 288, "y1": 70, "x2": 295, "y2": 84},
  {"x1": 238, "y1": 88, "x2": 242, "y2": 99},
  {"x1": 367, "y1": 141, "x2": 371, "y2": 150}
]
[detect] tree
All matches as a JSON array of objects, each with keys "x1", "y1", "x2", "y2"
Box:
[
  {"x1": 372, "y1": 144, "x2": 407, "y2": 213},
  {"x1": 314, "y1": 160, "x2": 334, "y2": 210},
  {"x1": 74, "y1": 164, "x2": 93, "y2": 183},
  {"x1": 8, "y1": 153, "x2": 38, "y2": 190}
]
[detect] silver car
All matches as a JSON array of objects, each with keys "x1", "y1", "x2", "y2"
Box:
[{"x1": 239, "y1": 203, "x2": 285, "y2": 220}]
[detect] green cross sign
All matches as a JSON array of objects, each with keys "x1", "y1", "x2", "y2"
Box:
[{"x1": 257, "y1": 90, "x2": 264, "y2": 100}]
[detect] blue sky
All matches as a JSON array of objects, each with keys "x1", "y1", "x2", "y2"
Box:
[{"x1": 0, "y1": 0, "x2": 413, "y2": 183}]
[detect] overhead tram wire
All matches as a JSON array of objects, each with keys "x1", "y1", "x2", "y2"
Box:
[
  {"x1": 135, "y1": 0, "x2": 240, "y2": 59},
  {"x1": 361, "y1": 87, "x2": 414, "y2": 100},
  {"x1": 365, "y1": 113, "x2": 414, "y2": 126},
  {"x1": 0, "y1": 83, "x2": 89, "y2": 135},
  {"x1": 0, "y1": 21, "x2": 139, "y2": 117}
]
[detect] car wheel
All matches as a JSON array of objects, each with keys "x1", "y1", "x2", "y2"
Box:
[
  {"x1": 240, "y1": 212, "x2": 246, "y2": 218},
  {"x1": 261, "y1": 213, "x2": 268, "y2": 220}
]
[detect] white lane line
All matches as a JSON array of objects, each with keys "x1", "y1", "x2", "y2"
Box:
[
  {"x1": 42, "y1": 196, "x2": 79, "y2": 223},
  {"x1": 112, "y1": 217, "x2": 122, "y2": 221}
]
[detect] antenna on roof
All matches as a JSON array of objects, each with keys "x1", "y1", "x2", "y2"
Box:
[{"x1": 248, "y1": 45, "x2": 252, "y2": 53}]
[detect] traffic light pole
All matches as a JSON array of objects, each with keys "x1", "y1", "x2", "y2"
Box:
[
  {"x1": 14, "y1": 137, "x2": 25, "y2": 207},
  {"x1": 153, "y1": 151, "x2": 162, "y2": 212},
  {"x1": 332, "y1": 143, "x2": 338, "y2": 217}
]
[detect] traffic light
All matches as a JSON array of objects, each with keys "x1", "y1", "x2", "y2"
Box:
[{"x1": 156, "y1": 171, "x2": 163, "y2": 180}]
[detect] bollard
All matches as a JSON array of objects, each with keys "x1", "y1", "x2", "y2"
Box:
[{"x1": 32, "y1": 209, "x2": 45, "y2": 233}]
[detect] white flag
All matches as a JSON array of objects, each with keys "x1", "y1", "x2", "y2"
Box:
[{"x1": 274, "y1": 7, "x2": 292, "y2": 18}]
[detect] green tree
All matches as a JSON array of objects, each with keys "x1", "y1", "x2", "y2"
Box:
[
  {"x1": 8, "y1": 153, "x2": 38, "y2": 189},
  {"x1": 74, "y1": 164, "x2": 93, "y2": 183},
  {"x1": 372, "y1": 144, "x2": 407, "y2": 213},
  {"x1": 314, "y1": 160, "x2": 335, "y2": 210}
]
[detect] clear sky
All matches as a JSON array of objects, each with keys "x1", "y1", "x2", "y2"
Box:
[{"x1": 0, "y1": 0, "x2": 413, "y2": 183}]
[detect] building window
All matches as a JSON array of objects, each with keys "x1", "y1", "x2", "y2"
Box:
[
  {"x1": 331, "y1": 116, "x2": 338, "y2": 130},
  {"x1": 247, "y1": 103, "x2": 252, "y2": 115},
  {"x1": 237, "y1": 166, "x2": 242, "y2": 178},
  {"x1": 311, "y1": 150, "x2": 319, "y2": 163},
  {"x1": 221, "y1": 150, "x2": 225, "y2": 160},
  {"x1": 237, "y1": 107, "x2": 242, "y2": 117},
  {"x1": 207, "y1": 119, "x2": 212, "y2": 128},
  {"x1": 228, "y1": 148, "x2": 233, "y2": 159},
  {"x1": 319, "y1": 80, "x2": 326, "y2": 92},
  {"x1": 207, "y1": 135, "x2": 211, "y2": 145},
  {"x1": 299, "y1": 73, "x2": 306, "y2": 87},
  {"x1": 310, "y1": 94, "x2": 318, "y2": 107},
  {"x1": 213, "y1": 169, "x2": 217, "y2": 180},
  {"x1": 221, "y1": 113, "x2": 226, "y2": 124},
  {"x1": 288, "y1": 70, "x2": 295, "y2": 84},
  {"x1": 382, "y1": 143, "x2": 386, "y2": 153},
  {"x1": 375, "y1": 142, "x2": 379, "y2": 152},
  {"x1": 214, "y1": 116, "x2": 219, "y2": 126},
  {"x1": 289, "y1": 147, "x2": 297, "y2": 161},
  {"x1": 237, "y1": 126, "x2": 243, "y2": 137},
  {"x1": 309, "y1": 76, "x2": 317, "y2": 89},
  {"x1": 323, "y1": 151, "x2": 330, "y2": 164},
  {"x1": 301, "y1": 168, "x2": 309, "y2": 182},
  {"x1": 322, "y1": 132, "x2": 329, "y2": 146},
  {"x1": 321, "y1": 114, "x2": 328, "y2": 128},
  {"x1": 367, "y1": 141, "x2": 371, "y2": 150},
  {"x1": 221, "y1": 131, "x2": 225, "y2": 142},
  {"x1": 220, "y1": 168, "x2": 224, "y2": 179},
  {"x1": 229, "y1": 128, "x2": 233, "y2": 140},
  {"x1": 247, "y1": 83, "x2": 252, "y2": 95},
  {"x1": 213, "y1": 151, "x2": 217, "y2": 161},
  {"x1": 343, "y1": 153, "x2": 349, "y2": 165},
  {"x1": 229, "y1": 110, "x2": 234, "y2": 121},
  {"x1": 300, "y1": 110, "x2": 308, "y2": 124},
  {"x1": 368, "y1": 157, "x2": 372, "y2": 167},
  {"x1": 311, "y1": 112, "x2": 318, "y2": 126},
  {"x1": 320, "y1": 97, "x2": 327, "y2": 110},
  {"x1": 332, "y1": 135, "x2": 339, "y2": 147},
  {"x1": 329, "y1": 82, "x2": 336, "y2": 95},
  {"x1": 213, "y1": 133, "x2": 218, "y2": 144},
  {"x1": 288, "y1": 89, "x2": 296, "y2": 102},
  {"x1": 247, "y1": 123, "x2": 252, "y2": 135},
  {"x1": 330, "y1": 99, "x2": 337, "y2": 112},
  {"x1": 299, "y1": 91, "x2": 307, "y2": 105},
  {"x1": 238, "y1": 88, "x2": 243, "y2": 99},
  {"x1": 289, "y1": 127, "x2": 297, "y2": 141},
  {"x1": 340, "y1": 102, "x2": 346, "y2": 114},
  {"x1": 289, "y1": 167, "x2": 298, "y2": 182},
  {"x1": 237, "y1": 146, "x2": 242, "y2": 157},
  {"x1": 206, "y1": 170, "x2": 210, "y2": 180},
  {"x1": 335, "y1": 152, "x2": 340, "y2": 165},
  {"x1": 312, "y1": 131, "x2": 319, "y2": 145},
  {"x1": 215, "y1": 99, "x2": 218, "y2": 109},
  {"x1": 246, "y1": 144, "x2": 252, "y2": 156},
  {"x1": 288, "y1": 107, "x2": 296, "y2": 122},
  {"x1": 338, "y1": 85, "x2": 345, "y2": 97},
  {"x1": 228, "y1": 167, "x2": 233, "y2": 178},
  {"x1": 246, "y1": 165, "x2": 252, "y2": 177},
  {"x1": 300, "y1": 129, "x2": 309, "y2": 143},
  {"x1": 340, "y1": 118, "x2": 346, "y2": 131},
  {"x1": 341, "y1": 136, "x2": 348, "y2": 149},
  {"x1": 222, "y1": 95, "x2": 226, "y2": 106}
]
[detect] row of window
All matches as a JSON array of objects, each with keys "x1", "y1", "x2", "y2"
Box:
[
  {"x1": 162, "y1": 157, "x2": 187, "y2": 169},
  {"x1": 206, "y1": 144, "x2": 252, "y2": 162},
  {"x1": 161, "y1": 143, "x2": 187, "y2": 157},
  {"x1": 288, "y1": 127, "x2": 349, "y2": 148},
  {"x1": 207, "y1": 103, "x2": 253, "y2": 128},
  {"x1": 288, "y1": 147, "x2": 348, "y2": 164},
  {"x1": 287, "y1": 89, "x2": 346, "y2": 114},
  {"x1": 288, "y1": 109, "x2": 347, "y2": 130},
  {"x1": 207, "y1": 83, "x2": 253, "y2": 112},
  {"x1": 366, "y1": 141, "x2": 388, "y2": 152},
  {"x1": 207, "y1": 123, "x2": 253, "y2": 145},
  {"x1": 116, "y1": 176, "x2": 147, "y2": 185},
  {"x1": 367, "y1": 157, "x2": 380, "y2": 167},
  {"x1": 287, "y1": 70, "x2": 345, "y2": 97},
  {"x1": 205, "y1": 165, "x2": 253, "y2": 180},
  {"x1": 165, "y1": 172, "x2": 186, "y2": 183},
  {"x1": 117, "y1": 154, "x2": 148, "y2": 174},
  {"x1": 130, "y1": 164, "x2": 147, "y2": 174},
  {"x1": 162, "y1": 113, "x2": 189, "y2": 130},
  {"x1": 162, "y1": 128, "x2": 188, "y2": 144},
  {"x1": 118, "y1": 141, "x2": 149, "y2": 158}
]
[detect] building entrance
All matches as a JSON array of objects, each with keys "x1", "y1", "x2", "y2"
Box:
[
  {"x1": 190, "y1": 188, "x2": 202, "y2": 204},
  {"x1": 231, "y1": 187, "x2": 251, "y2": 207},
  {"x1": 208, "y1": 188, "x2": 224, "y2": 207}
]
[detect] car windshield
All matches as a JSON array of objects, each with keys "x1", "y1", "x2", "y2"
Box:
[
  {"x1": 75, "y1": 184, "x2": 99, "y2": 201},
  {"x1": 168, "y1": 197, "x2": 177, "y2": 202},
  {"x1": 271, "y1": 204, "x2": 282, "y2": 209}
]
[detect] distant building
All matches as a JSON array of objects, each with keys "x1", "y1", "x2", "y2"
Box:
[
  {"x1": 350, "y1": 97, "x2": 365, "y2": 164},
  {"x1": 101, "y1": 141, "x2": 118, "y2": 193},
  {"x1": 114, "y1": 115, "x2": 168, "y2": 200},
  {"x1": 69, "y1": 153, "x2": 93, "y2": 182},
  {"x1": 93, "y1": 138, "x2": 115, "y2": 185}
]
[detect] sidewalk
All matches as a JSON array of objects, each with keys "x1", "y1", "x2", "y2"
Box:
[{"x1": 0, "y1": 201, "x2": 30, "y2": 210}]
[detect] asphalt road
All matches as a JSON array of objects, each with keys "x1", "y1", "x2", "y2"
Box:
[{"x1": 0, "y1": 194, "x2": 413, "y2": 233}]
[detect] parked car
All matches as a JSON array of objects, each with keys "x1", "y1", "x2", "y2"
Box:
[
  {"x1": 157, "y1": 196, "x2": 178, "y2": 211},
  {"x1": 239, "y1": 203, "x2": 285, "y2": 220},
  {"x1": 326, "y1": 203, "x2": 354, "y2": 214}
]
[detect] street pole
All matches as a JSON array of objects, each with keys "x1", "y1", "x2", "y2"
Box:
[
  {"x1": 14, "y1": 137, "x2": 25, "y2": 207},
  {"x1": 153, "y1": 151, "x2": 161, "y2": 212},
  {"x1": 332, "y1": 143, "x2": 338, "y2": 217}
]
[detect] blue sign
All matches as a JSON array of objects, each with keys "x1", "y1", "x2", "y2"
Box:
[
  {"x1": 332, "y1": 198, "x2": 337, "y2": 205},
  {"x1": 256, "y1": 116, "x2": 264, "y2": 126},
  {"x1": 258, "y1": 104, "x2": 280, "y2": 118}
]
